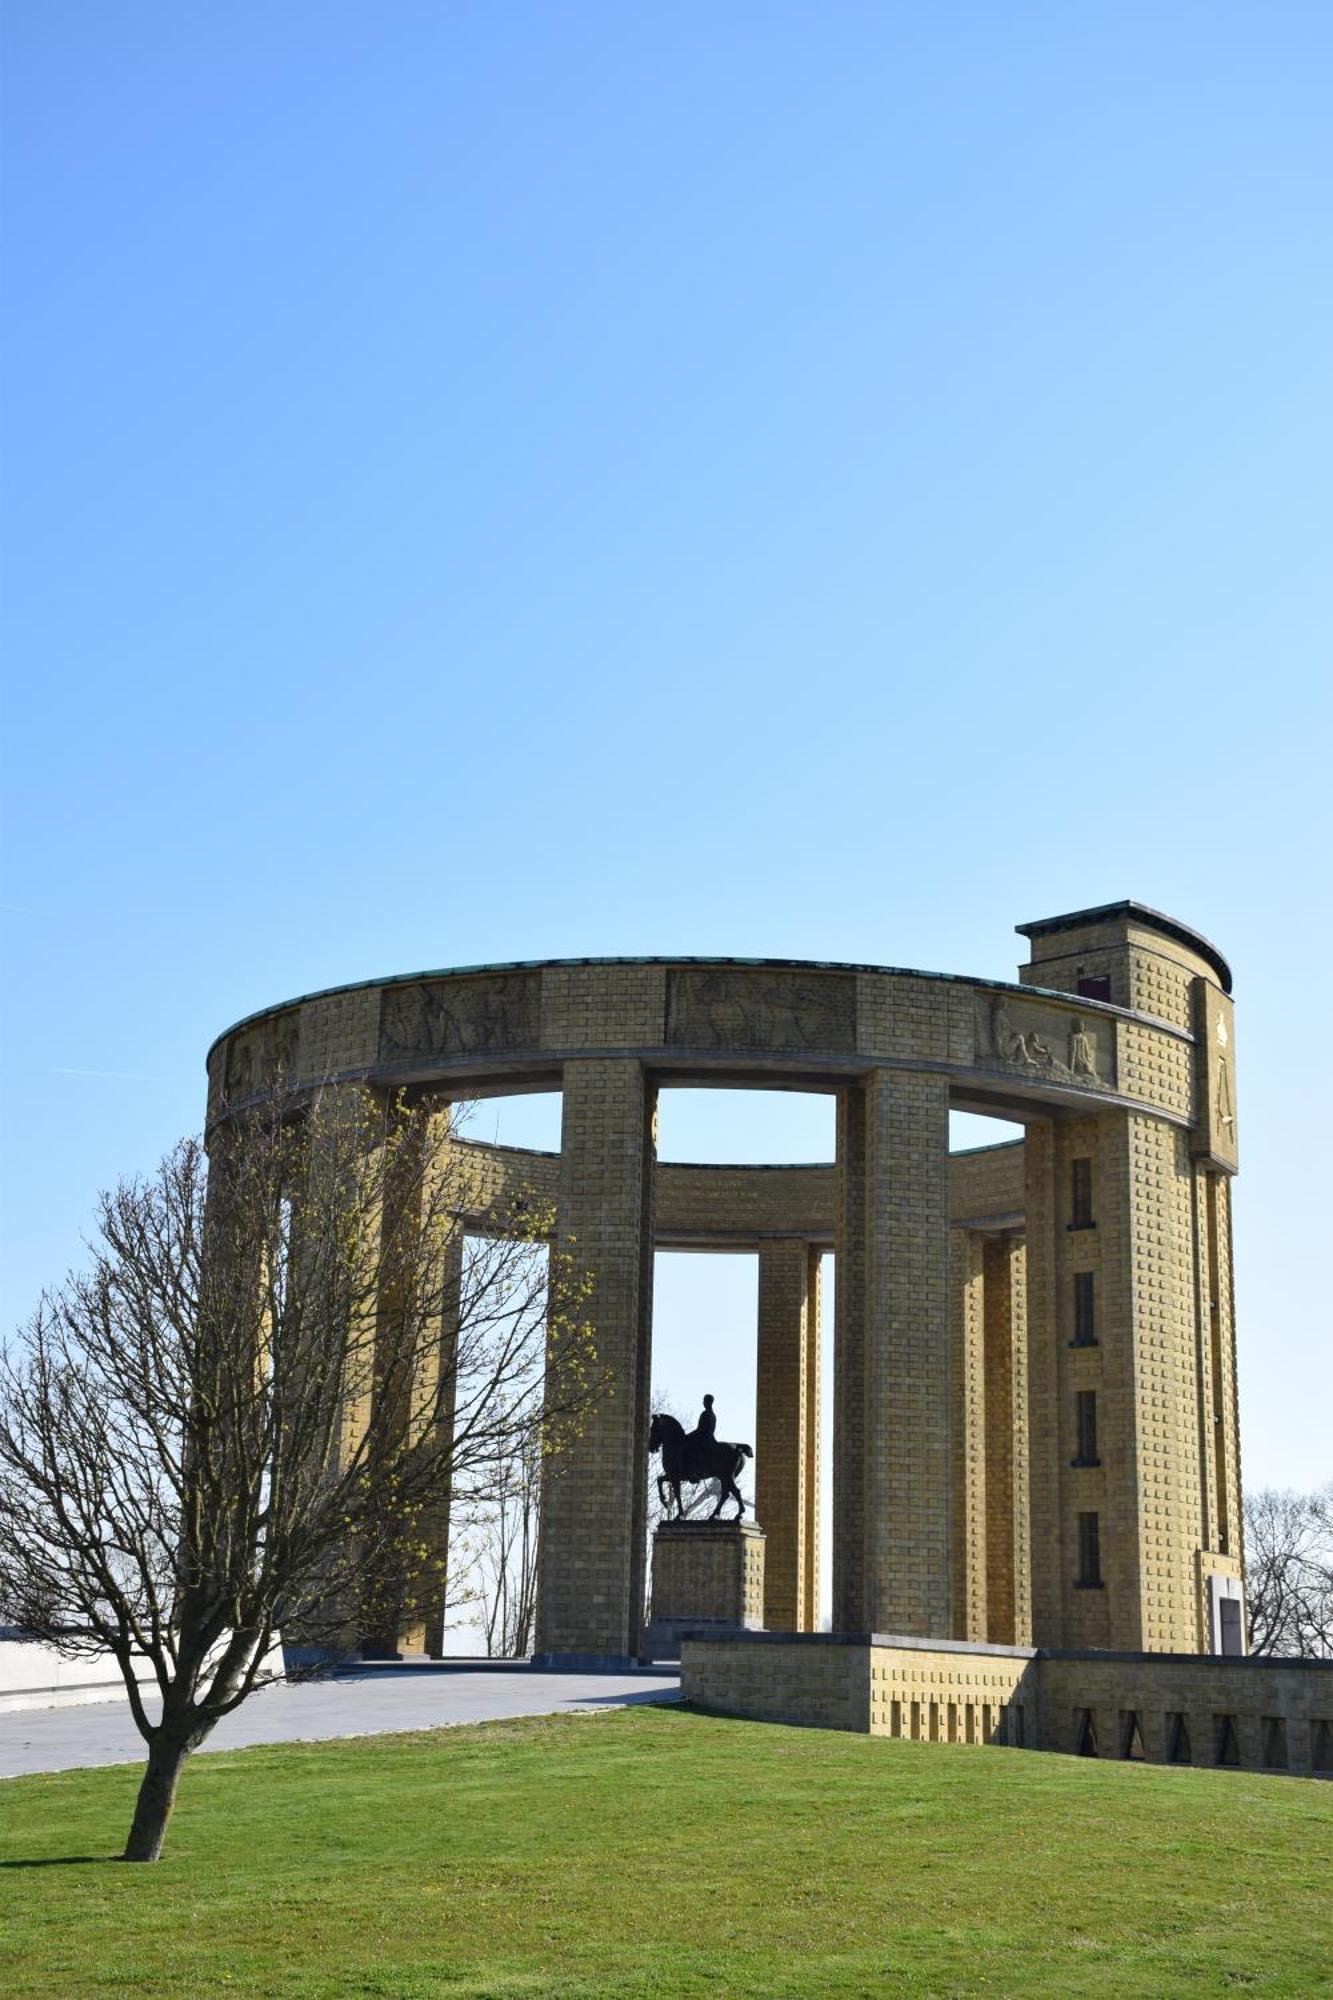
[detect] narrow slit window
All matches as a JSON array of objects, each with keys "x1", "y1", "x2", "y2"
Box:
[
  {"x1": 1077, "y1": 1510, "x2": 1102, "y2": 1587},
  {"x1": 1072, "y1": 1271, "x2": 1097, "y2": 1347},
  {"x1": 1166, "y1": 1712, "x2": 1191, "y2": 1764},
  {"x1": 1215, "y1": 1714, "x2": 1240, "y2": 1767},
  {"x1": 1071, "y1": 1157, "x2": 1094, "y2": 1229},
  {"x1": 1074, "y1": 1390, "x2": 1099, "y2": 1466}
]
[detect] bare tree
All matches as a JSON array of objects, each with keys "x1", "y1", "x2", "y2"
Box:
[
  {"x1": 468, "y1": 1388, "x2": 544, "y2": 1658},
  {"x1": 0, "y1": 1087, "x2": 597, "y2": 1861},
  {"x1": 1244, "y1": 1484, "x2": 1333, "y2": 1658}
]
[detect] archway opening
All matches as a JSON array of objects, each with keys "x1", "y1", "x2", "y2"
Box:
[{"x1": 653, "y1": 1088, "x2": 836, "y2": 1632}]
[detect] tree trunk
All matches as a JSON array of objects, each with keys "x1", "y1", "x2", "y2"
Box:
[{"x1": 122, "y1": 1728, "x2": 191, "y2": 1862}]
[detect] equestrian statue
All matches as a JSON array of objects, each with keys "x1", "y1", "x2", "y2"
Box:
[{"x1": 649, "y1": 1395, "x2": 754, "y2": 1521}]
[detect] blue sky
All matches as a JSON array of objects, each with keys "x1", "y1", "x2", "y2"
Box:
[{"x1": 3, "y1": 4, "x2": 1330, "y2": 1577}]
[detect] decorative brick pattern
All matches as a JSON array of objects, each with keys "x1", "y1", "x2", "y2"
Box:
[
  {"x1": 650, "y1": 1520, "x2": 766, "y2": 1630},
  {"x1": 949, "y1": 1231, "x2": 988, "y2": 1641},
  {"x1": 541, "y1": 964, "x2": 666, "y2": 1049},
  {"x1": 298, "y1": 989, "x2": 380, "y2": 1081},
  {"x1": 983, "y1": 1235, "x2": 1030, "y2": 1645},
  {"x1": 862, "y1": 1070, "x2": 952, "y2": 1636}
]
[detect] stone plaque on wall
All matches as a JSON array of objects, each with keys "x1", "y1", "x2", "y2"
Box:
[
  {"x1": 224, "y1": 1012, "x2": 300, "y2": 1100},
  {"x1": 1192, "y1": 981, "x2": 1238, "y2": 1170},
  {"x1": 379, "y1": 971, "x2": 542, "y2": 1063},
  {"x1": 975, "y1": 992, "x2": 1115, "y2": 1091},
  {"x1": 665, "y1": 968, "x2": 856, "y2": 1053}
]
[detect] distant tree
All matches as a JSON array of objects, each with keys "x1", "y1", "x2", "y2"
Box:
[
  {"x1": 0, "y1": 1089, "x2": 597, "y2": 1861},
  {"x1": 1244, "y1": 1484, "x2": 1333, "y2": 1658},
  {"x1": 466, "y1": 1359, "x2": 545, "y2": 1659}
]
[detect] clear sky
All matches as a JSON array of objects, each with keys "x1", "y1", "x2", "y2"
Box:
[{"x1": 3, "y1": 5, "x2": 1330, "y2": 1605}]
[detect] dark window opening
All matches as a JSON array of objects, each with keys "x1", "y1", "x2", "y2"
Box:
[
  {"x1": 1071, "y1": 1271, "x2": 1097, "y2": 1348},
  {"x1": 1219, "y1": 1595, "x2": 1244, "y2": 1657},
  {"x1": 1121, "y1": 1712, "x2": 1145, "y2": 1761},
  {"x1": 1073, "y1": 1390, "x2": 1099, "y2": 1467},
  {"x1": 1215, "y1": 1714, "x2": 1240, "y2": 1767},
  {"x1": 1077, "y1": 975, "x2": 1112, "y2": 1002},
  {"x1": 1312, "y1": 1721, "x2": 1333, "y2": 1774},
  {"x1": 1076, "y1": 1709, "x2": 1098, "y2": 1757},
  {"x1": 1262, "y1": 1718, "x2": 1288, "y2": 1770},
  {"x1": 1166, "y1": 1713, "x2": 1191, "y2": 1764},
  {"x1": 1077, "y1": 1511, "x2": 1102, "y2": 1587},
  {"x1": 1069, "y1": 1156, "x2": 1094, "y2": 1230}
]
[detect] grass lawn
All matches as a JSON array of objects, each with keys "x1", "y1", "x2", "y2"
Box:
[{"x1": 2, "y1": 1706, "x2": 1331, "y2": 1998}]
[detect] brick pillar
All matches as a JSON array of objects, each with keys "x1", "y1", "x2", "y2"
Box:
[
  {"x1": 405, "y1": 1190, "x2": 462, "y2": 1658},
  {"x1": 983, "y1": 1234, "x2": 1030, "y2": 1645},
  {"x1": 1023, "y1": 1118, "x2": 1063, "y2": 1647},
  {"x1": 836, "y1": 1071, "x2": 952, "y2": 1635},
  {"x1": 832, "y1": 1087, "x2": 866, "y2": 1632},
  {"x1": 802, "y1": 1252, "x2": 822, "y2": 1627},
  {"x1": 370, "y1": 1094, "x2": 461, "y2": 1657},
  {"x1": 535, "y1": 1059, "x2": 656, "y2": 1665},
  {"x1": 949, "y1": 1229, "x2": 987, "y2": 1641},
  {"x1": 756, "y1": 1240, "x2": 821, "y2": 1631}
]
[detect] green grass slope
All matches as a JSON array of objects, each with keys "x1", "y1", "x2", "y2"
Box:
[{"x1": 2, "y1": 1706, "x2": 1330, "y2": 1998}]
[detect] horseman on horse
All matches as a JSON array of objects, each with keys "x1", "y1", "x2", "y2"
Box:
[{"x1": 649, "y1": 1395, "x2": 754, "y2": 1521}]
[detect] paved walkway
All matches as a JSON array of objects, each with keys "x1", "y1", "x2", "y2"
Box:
[{"x1": 0, "y1": 1666, "x2": 680, "y2": 1778}]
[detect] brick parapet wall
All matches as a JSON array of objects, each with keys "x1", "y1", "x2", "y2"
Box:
[{"x1": 682, "y1": 1636, "x2": 1333, "y2": 1779}]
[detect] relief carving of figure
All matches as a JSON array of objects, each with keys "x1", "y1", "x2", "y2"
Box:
[
  {"x1": 1068, "y1": 1016, "x2": 1099, "y2": 1082},
  {"x1": 990, "y1": 1000, "x2": 1025, "y2": 1063},
  {"x1": 227, "y1": 1039, "x2": 255, "y2": 1094},
  {"x1": 383, "y1": 978, "x2": 534, "y2": 1060},
  {"x1": 1216, "y1": 1056, "x2": 1235, "y2": 1133},
  {"x1": 681, "y1": 971, "x2": 839, "y2": 1051},
  {"x1": 989, "y1": 998, "x2": 1105, "y2": 1088}
]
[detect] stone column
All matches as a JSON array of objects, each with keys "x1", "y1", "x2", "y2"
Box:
[
  {"x1": 535, "y1": 1059, "x2": 656, "y2": 1665},
  {"x1": 755, "y1": 1240, "x2": 821, "y2": 1631},
  {"x1": 835, "y1": 1070, "x2": 952, "y2": 1636}
]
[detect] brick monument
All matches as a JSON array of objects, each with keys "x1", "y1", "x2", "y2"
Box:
[{"x1": 204, "y1": 900, "x2": 1246, "y2": 1678}]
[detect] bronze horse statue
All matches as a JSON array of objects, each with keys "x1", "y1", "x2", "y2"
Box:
[{"x1": 649, "y1": 1412, "x2": 753, "y2": 1521}]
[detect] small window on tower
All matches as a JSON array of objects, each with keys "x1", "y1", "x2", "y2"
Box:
[
  {"x1": 1077, "y1": 974, "x2": 1112, "y2": 1002},
  {"x1": 1077, "y1": 1511, "x2": 1102, "y2": 1587},
  {"x1": 1070, "y1": 1157, "x2": 1094, "y2": 1229},
  {"x1": 1074, "y1": 1390, "x2": 1099, "y2": 1466},
  {"x1": 1072, "y1": 1271, "x2": 1097, "y2": 1347}
]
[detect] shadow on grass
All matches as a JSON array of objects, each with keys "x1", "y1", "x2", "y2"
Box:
[{"x1": 0, "y1": 1855, "x2": 116, "y2": 1869}]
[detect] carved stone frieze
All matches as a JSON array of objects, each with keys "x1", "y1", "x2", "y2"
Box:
[
  {"x1": 224, "y1": 1012, "x2": 299, "y2": 1099},
  {"x1": 978, "y1": 993, "x2": 1114, "y2": 1090},
  {"x1": 666, "y1": 969, "x2": 856, "y2": 1053},
  {"x1": 379, "y1": 972, "x2": 541, "y2": 1063}
]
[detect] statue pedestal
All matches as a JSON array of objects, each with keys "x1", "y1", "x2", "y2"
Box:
[{"x1": 644, "y1": 1519, "x2": 765, "y2": 1661}]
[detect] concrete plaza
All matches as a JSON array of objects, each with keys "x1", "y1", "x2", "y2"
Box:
[{"x1": 0, "y1": 1665, "x2": 680, "y2": 1779}]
